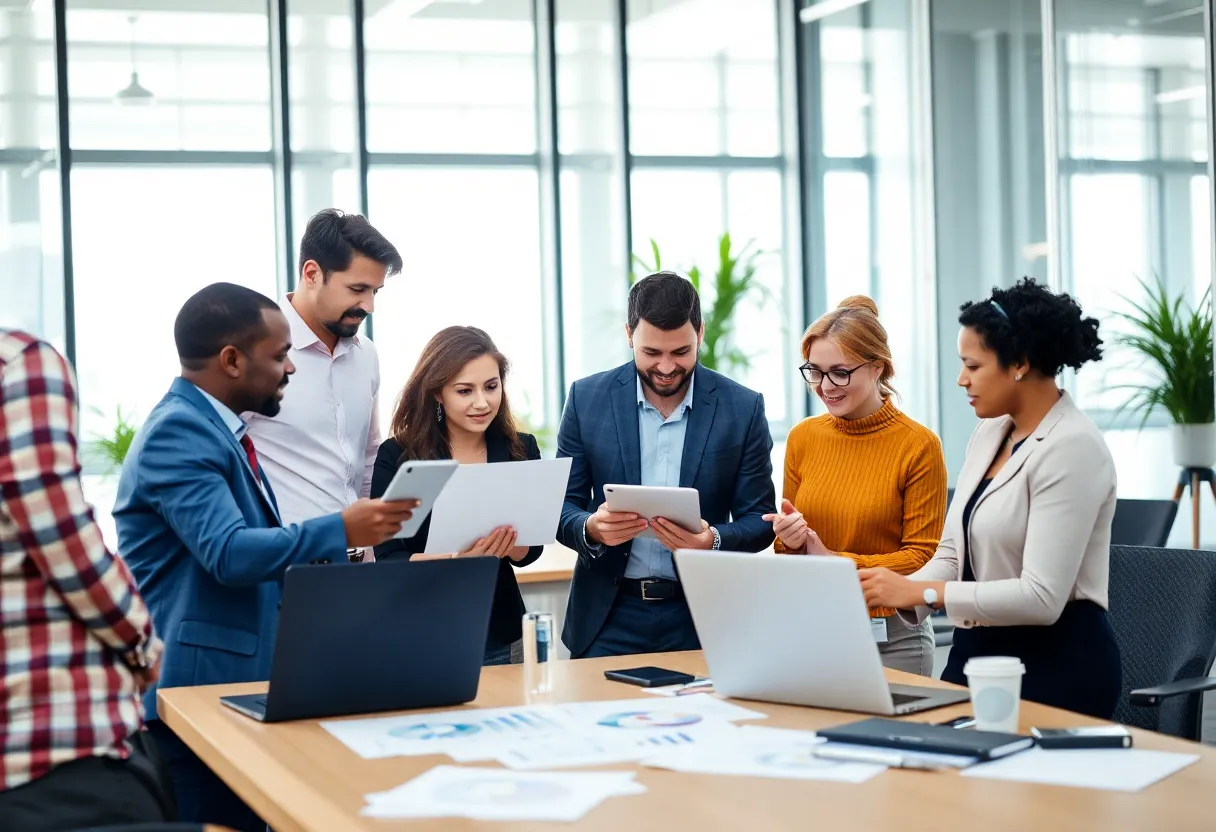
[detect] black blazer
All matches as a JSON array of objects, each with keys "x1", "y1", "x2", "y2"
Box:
[{"x1": 370, "y1": 428, "x2": 544, "y2": 653}]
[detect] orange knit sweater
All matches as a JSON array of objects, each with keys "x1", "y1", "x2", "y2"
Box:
[{"x1": 775, "y1": 400, "x2": 948, "y2": 618}]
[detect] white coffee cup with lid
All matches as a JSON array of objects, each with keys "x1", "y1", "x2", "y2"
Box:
[{"x1": 963, "y1": 656, "x2": 1026, "y2": 733}]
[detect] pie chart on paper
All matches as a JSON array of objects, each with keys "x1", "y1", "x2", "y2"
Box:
[
  {"x1": 596, "y1": 711, "x2": 703, "y2": 730},
  {"x1": 388, "y1": 722, "x2": 482, "y2": 741}
]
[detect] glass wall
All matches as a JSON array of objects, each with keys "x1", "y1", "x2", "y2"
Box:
[
  {"x1": 1053, "y1": 1, "x2": 1212, "y2": 415},
  {"x1": 64, "y1": 2, "x2": 278, "y2": 445},
  {"x1": 630, "y1": 0, "x2": 797, "y2": 428},
  {"x1": 798, "y1": 0, "x2": 937, "y2": 427},
  {"x1": 931, "y1": 0, "x2": 1046, "y2": 473},
  {"x1": 0, "y1": 2, "x2": 63, "y2": 347}
]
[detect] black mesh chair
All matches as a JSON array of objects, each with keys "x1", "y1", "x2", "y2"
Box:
[
  {"x1": 1111, "y1": 499, "x2": 1179, "y2": 548},
  {"x1": 1108, "y1": 545, "x2": 1216, "y2": 740}
]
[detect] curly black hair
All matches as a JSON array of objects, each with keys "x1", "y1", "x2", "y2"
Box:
[{"x1": 958, "y1": 277, "x2": 1103, "y2": 376}]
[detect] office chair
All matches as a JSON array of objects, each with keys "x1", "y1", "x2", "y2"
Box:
[
  {"x1": 1108, "y1": 545, "x2": 1216, "y2": 741},
  {"x1": 1111, "y1": 498, "x2": 1178, "y2": 548}
]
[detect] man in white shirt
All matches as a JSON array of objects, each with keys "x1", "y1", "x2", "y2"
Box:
[{"x1": 246, "y1": 209, "x2": 403, "y2": 560}]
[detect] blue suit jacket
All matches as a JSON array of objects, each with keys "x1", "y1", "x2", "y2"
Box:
[
  {"x1": 113, "y1": 378, "x2": 347, "y2": 719},
  {"x1": 556, "y1": 363, "x2": 776, "y2": 656}
]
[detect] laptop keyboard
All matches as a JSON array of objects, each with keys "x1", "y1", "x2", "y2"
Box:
[{"x1": 890, "y1": 692, "x2": 927, "y2": 706}]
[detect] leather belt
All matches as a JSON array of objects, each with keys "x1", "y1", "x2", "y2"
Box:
[{"x1": 619, "y1": 577, "x2": 684, "y2": 603}]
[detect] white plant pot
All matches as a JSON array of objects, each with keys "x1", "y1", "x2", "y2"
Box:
[{"x1": 1171, "y1": 423, "x2": 1216, "y2": 469}]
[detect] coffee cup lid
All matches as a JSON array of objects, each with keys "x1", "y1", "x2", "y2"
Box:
[{"x1": 963, "y1": 656, "x2": 1026, "y2": 676}]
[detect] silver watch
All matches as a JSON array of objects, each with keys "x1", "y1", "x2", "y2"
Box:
[{"x1": 710, "y1": 526, "x2": 721, "y2": 550}]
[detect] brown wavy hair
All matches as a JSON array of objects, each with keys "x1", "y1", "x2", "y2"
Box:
[{"x1": 389, "y1": 326, "x2": 526, "y2": 462}]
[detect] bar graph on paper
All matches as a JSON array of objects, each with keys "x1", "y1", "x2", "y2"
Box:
[{"x1": 322, "y1": 706, "x2": 576, "y2": 760}]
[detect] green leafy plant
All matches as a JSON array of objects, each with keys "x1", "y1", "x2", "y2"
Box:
[
  {"x1": 89, "y1": 407, "x2": 139, "y2": 473},
  {"x1": 511, "y1": 394, "x2": 555, "y2": 457},
  {"x1": 631, "y1": 232, "x2": 770, "y2": 373},
  {"x1": 1112, "y1": 276, "x2": 1214, "y2": 427}
]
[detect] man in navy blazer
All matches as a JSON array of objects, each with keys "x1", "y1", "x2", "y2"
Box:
[
  {"x1": 557, "y1": 272, "x2": 776, "y2": 658},
  {"x1": 114, "y1": 283, "x2": 414, "y2": 831}
]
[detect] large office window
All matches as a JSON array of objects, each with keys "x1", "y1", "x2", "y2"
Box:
[
  {"x1": 556, "y1": 0, "x2": 630, "y2": 385},
  {"x1": 627, "y1": 0, "x2": 780, "y2": 156},
  {"x1": 363, "y1": 2, "x2": 546, "y2": 435},
  {"x1": 800, "y1": 0, "x2": 936, "y2": 427},
  {"x1": 629, "y1": 0, "x2": 794, "y2": 426},
  {"x1": 930, "y1": 0, "x2": 1046, "y2": 473},
  {"x1": 66, "y1": 4, "x2": 271, "y2": 151},
  {"x1": 288, "y1": 0, "x2": 360, "y2": 246},
  {"x1": 64, "y1": 3, "x2": 278, "y2": 444},
  {"x1": 363, "y1": 1, "x2": 536, "y2": 154},
  {"x1": 1053, "y1": 6, "x2": 1212, "y2": 414},
  {"x1": 0, "y1": 3, "x2": 63, "y2": 345},
  {"x1": 367, "y1": 167, "x2": 546, "y2": 434}
]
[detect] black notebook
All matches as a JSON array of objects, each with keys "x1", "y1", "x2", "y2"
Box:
[{"x1": 817, "y1": 717, "x2": 1035, "y2": 761}]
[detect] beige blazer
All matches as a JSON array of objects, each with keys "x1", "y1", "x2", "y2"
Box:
[{"x1": 904, "y1": 391, "x2": 1116, "y2": 629}]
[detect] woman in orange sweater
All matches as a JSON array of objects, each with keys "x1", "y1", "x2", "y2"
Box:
[{"x1": 765, "y1": 296, "x2": 947, "y2": 675}]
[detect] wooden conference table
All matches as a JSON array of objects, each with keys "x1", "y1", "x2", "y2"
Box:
[{"x1": 158, "y1": 652, "x2": 1216, "y2": 831}]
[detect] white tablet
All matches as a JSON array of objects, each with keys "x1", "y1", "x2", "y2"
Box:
[
  {"x1": 602, "y1": 484, "x2": 702, "y2": 539},
  {"x1": 380, "y1": 459, "x2": 459, "y2": 539}
]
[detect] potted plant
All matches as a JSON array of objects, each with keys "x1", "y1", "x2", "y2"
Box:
[
  {"x1": 631, "y1": 232, "x2": 771, "y2": 373},
  {"x1": 89, "y1": 407, "x2": 140, "y2": 474},
  {"x1": 1113, "y1": 277, "x2": 1214, "y2": 467}
]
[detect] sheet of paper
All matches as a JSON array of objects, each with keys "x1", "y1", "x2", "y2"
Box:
[
  {"x1": 960, "y1": 747, "x2": 1200, "y2": 792},
  {"x1": 490, "y1": 733, "x2": 647, "y2": 770},
  {"x1": 321, "y1": 705, "x2": 576, "y2": 760},
  {"x1": 644, "y1": 726, "x2": 887, "y2": 784},
  {"x1": 562, "y1": 693, "x2": 767, "y2": 724},
  {"x1": 362, "y1": 766, "x2": 644, "y2": 822},
  {"x1": 424, "y1": 457, "x2": 572, "y2": 553}
]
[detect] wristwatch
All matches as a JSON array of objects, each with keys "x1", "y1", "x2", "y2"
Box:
[
  {"x1": 710, "y1": 526, "x2": 721, "y2": 550},
  {"x1": 922, "y1": 586, "x2": 939, "y2": 608}
]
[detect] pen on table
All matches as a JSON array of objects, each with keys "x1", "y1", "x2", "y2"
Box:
[
  {"x1": 675, "y1": 678, "x2": 714, "y2": 692},
  {"x1": 810, "y1": 746, "x2": 950, "y2": 772}
]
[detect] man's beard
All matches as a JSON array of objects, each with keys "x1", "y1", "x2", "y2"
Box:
[
  {"x1": 255, "y1": 375, "x2": 290, "y2": 417},
  {"x1": 637, "y1": 366, "x2": 692, "y2": 399},
  {"x1": 323, "y1": 307, "x2": 368, "y2": 339}
]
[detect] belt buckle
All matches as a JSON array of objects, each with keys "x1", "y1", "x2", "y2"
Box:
[{"x1": 640, "y1": 579, "x2": 662, "y2": 602}]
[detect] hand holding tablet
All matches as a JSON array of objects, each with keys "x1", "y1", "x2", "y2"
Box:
[{"x1": 599, "y1": 485, "x2": 711, "y2": 549}]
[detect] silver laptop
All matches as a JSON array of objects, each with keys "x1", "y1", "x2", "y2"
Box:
[{"x1": 674, "y1": 550, "x2": 970, "y2": 716}]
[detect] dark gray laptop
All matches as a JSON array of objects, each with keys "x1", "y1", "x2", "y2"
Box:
[
  {"x1": 221, "y1": 556, "x2": 498, "y2": 723},
  {"x1": 675, "y1": 550, "x2": 971, "y2": 716}
]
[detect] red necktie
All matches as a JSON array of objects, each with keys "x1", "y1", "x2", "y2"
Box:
[{"x1": 239, "y1": 434, "x2": 262, "y2": 482}]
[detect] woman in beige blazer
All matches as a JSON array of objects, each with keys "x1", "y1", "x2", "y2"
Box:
[{"x1": 858, "y1": 278, "x2": 1121, "y2": 719}]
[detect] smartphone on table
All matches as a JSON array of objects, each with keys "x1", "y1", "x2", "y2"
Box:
[{"x1": 603, "y1": 666, "x2": 697, "y2": 688}]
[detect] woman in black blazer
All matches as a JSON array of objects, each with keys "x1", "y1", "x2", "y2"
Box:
[{"x1": 370, "y1": 326, "x2": 542, "y2": 665}]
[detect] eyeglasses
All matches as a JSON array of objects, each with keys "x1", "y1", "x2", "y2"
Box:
[{"x1": 799, "y1": 362, "x2": 871, "y2": 387}]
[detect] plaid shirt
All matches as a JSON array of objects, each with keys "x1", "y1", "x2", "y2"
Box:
[{"x1": 0, "y1": 329, "x2": 162, "y2": 790}]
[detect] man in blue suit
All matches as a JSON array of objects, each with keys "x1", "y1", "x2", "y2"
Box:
[
  {"x1": 557, "y1": 272, "x2": 776, "y2": 658},
  {"x1": 114, "y1": 283, "x2": 415, "y2": 831}
]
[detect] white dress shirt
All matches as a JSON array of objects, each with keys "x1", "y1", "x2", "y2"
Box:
[{"x1": 245, "y1": 295, "x2": 381, "y2": 530}]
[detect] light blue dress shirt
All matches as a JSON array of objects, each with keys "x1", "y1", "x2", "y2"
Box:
[{"x1": 623, "y1": 374, "x2": 695, "y2": 580}]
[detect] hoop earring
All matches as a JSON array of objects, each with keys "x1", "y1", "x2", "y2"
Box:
[{"x1": 436, "y1": 402, "x2": 444, "y2": 422}]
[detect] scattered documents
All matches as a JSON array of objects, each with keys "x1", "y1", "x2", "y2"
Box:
[
  {"x1": 323, "y1": 694, "x2": 764, "y2": 765},
  {"x1": 960, "y1": 747, "x2": 1200, "y2": 792},
  {"x1": 321, "y1": 705, "x2": 575, "y2": 760},
  {"x1": 645, "y1": 726, "x2": 886, "y2": 783},
  {"x1": 362, "y1": 766, "x2": 644, "y2": 822}
]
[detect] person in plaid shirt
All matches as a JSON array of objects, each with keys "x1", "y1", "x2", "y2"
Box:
[{"x1": 0, "y1": 329, "x2": 171, "y2": 830}]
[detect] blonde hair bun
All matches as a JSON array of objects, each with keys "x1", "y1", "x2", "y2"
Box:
[{"x1": 837, "y1": 295, "x2": 879, "y2": 316}]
